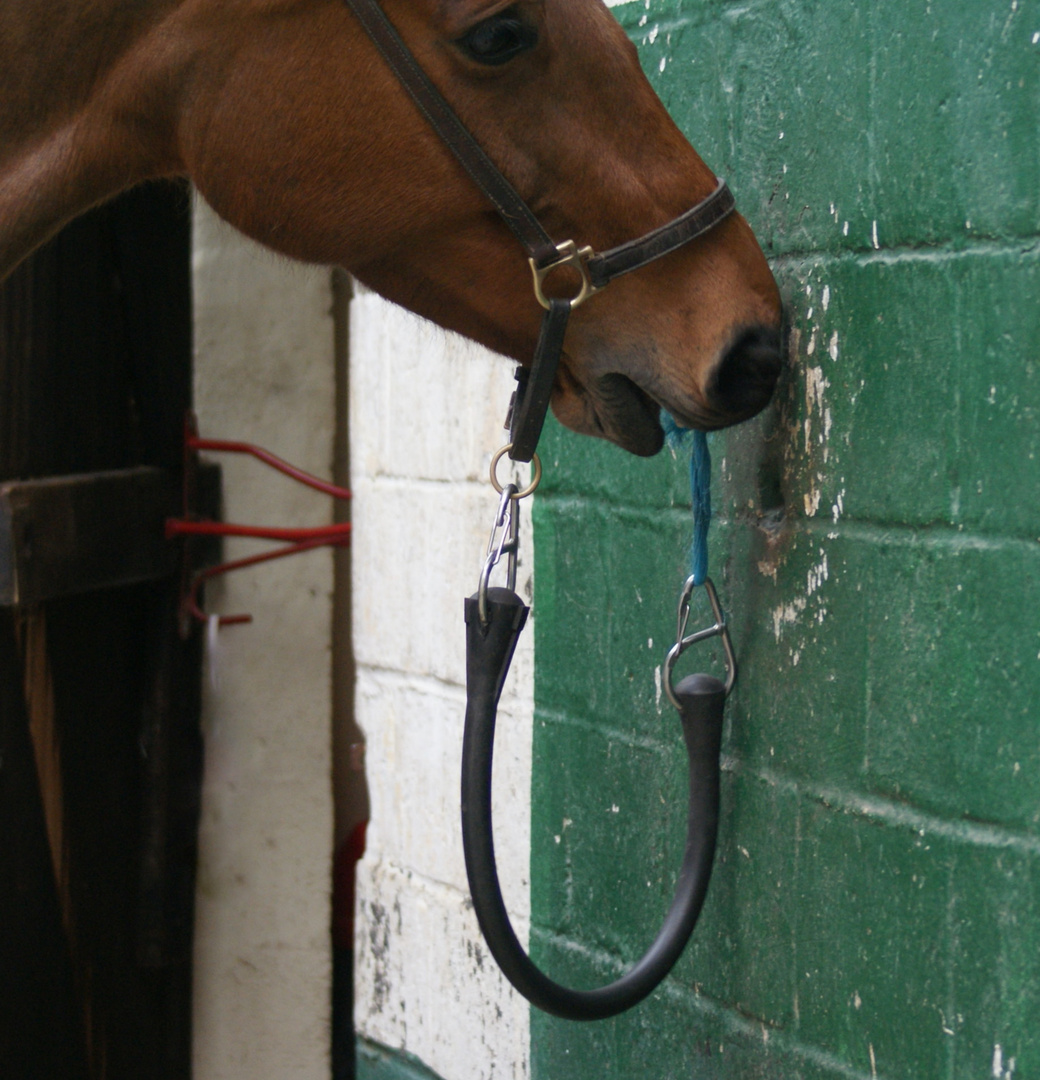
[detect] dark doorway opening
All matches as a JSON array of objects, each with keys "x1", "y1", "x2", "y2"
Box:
[{"x1": 0, "y1": 182, "x2": 201, "y2": 1080}]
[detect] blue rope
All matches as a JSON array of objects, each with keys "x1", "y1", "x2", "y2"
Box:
[{"x1": 662, "y1": 412, "x2": 711, "y2": 586}]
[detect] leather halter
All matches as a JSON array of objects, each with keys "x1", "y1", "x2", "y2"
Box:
[{"x1": 341, "y1": 0, "x2": 736, "y2": 460}]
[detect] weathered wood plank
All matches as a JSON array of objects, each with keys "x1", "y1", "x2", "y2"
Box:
[{"x1": 0, "y1": 463, "x2": 222, "y2": 606}]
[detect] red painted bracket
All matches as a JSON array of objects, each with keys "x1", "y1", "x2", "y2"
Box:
[{"x1": 169, "y1": 413, "x2": 350, "y2": 631}]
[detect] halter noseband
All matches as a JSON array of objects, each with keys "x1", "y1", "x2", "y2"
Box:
[{"x1": 343, "y1": 0, "x2": 736, "y2": 461}]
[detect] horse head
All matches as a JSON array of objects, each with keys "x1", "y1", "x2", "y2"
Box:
[{"x1": 1, "y1": 0, "x2": 782, "y2": 454}]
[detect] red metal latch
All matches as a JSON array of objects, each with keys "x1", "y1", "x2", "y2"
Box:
[{"x1": 167, "y1": 413, "x2": 350, "y2": 633}]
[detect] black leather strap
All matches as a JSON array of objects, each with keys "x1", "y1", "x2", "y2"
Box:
[
  {"x1": 587, "y1": 178, "x2": 735, "y2": 288},
  {"x1": 342, "y1": 0, "x2": 559, "y2": 266},
  {"x1": 507, "y1": 299, "x2": 570, "y2": 462}
]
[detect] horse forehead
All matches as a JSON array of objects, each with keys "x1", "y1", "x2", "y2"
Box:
[
  {"x1": 439, "y1": 0, "x2": 516, "y2": 13},
  {"x1": 432, "y1": 0, "x2": 539, "y2": 22}
]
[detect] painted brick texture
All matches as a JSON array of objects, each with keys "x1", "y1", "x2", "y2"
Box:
[
  {"x1": 191, "y1": 206, "x2": 336, "y2": 1080},
  {"x1": 530, "y1": 3, "x2": 1040, "y2": 1079},
  {"x1": 351, "y1": 291, "x2": 535, "y2": 1080}
]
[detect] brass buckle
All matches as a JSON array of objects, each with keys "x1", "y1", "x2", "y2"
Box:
[{"x1": 529, "y1": 241, "x2": 599, "y2": 311}]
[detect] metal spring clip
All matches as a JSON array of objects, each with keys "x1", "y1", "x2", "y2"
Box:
[
  {"x1": 476, "y1": 444, "x2": 542, "y2": 627},
  {"x1": 663, "y1": 576, "x2": 737, "y2": 710}
]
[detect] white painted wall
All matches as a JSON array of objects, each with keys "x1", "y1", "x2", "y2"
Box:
[
  {"x1": 191, "y1": 201, "x2": 336, "y2": 1080},
  {"x1": 189, "y1": 199, "x2": 533, "y2": 1080},
  {"x1": 351, "y1": 290, "x2": 534, "y2": 1080}
]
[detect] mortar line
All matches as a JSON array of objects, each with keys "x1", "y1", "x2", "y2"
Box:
[
  {"x1": 528, "y1": 715, "x2": 1040, "y2": 856},
  {"x1": 535, "y1": 706, "x2": 671, "y2": 754},
  {"x1": 791, "y1": 516, "x2": 1040, "y2": 553},
  {"x1": 355, "y1": 662, "x2": 466, "y2": 695},
  {"x1": 357, "y1": 661, "x2": 538, "y2": 718},
  {"x1": 724, "y1": 756, "x2": 1040, "y2": 857},
  {"x1": 528, "y1": 926, "x2": 888, "y2": 1079},
  {"x1": 772, "y1": 235, "x2": 1040, "y2": 270},
  {"x1": 540, "y1": 494, "x2": 1040, "y2": 553}
]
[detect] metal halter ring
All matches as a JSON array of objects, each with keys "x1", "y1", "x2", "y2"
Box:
[
  {"x1": 529, "y1": 242, "x2": 600, "y2": 311},
  {"x1": 490, "y1": 445, "x2": 542, "y2": 499}
]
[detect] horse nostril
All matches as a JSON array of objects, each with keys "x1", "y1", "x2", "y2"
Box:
[{"x1": 707, "y1": 326, "x2": 783, "y2": 420}]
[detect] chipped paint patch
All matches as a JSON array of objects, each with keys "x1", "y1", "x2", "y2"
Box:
[
  {"x1": 802, "y1": 365, "x2": 832, "y2": 498},
  {"x1": 805, "y1": 366, "x2": 830, "y2": 431},
  {"x1": 807, "y1": 551, "x2": 829, "y2": 595},
  {"x1": 993, "y1": 1045, "x2": 1017, "y2": 1078},
  {"x1": 772, "y1": 596, "x2": 808, "y2": 641}
]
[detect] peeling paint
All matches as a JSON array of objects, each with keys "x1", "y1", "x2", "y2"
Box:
[
  {"x1": 805, "y1": 366, "x2": 830, "y2": 423},
  {"x1": 802, "y1": 365, "x2": 832, "y2": 503},
  {"x1": 993, "y1": 1044, "x2": 1017, "y2": 1078},
  {"x1": 807, "y1": 551, "x2": 829, "y2": 595},
  {"x1": 772, "y1": 596, "x2": 808, "y2": 641},
  {"x1": 758, "y1": 559, "x2": 779, "y2": 582}
]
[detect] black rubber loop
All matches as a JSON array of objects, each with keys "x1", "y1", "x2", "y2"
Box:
[{"x1": 462, "y1": 588, "x2": 724, "y2": 1020}]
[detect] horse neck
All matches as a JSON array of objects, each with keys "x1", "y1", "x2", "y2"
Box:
[{"x1": 0, "y1": 0, "x2": 181, "y2": 279}]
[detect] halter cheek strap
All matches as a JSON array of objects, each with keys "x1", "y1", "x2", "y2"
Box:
[
  {"x1": 343, "y1": 0, "x2": 558, "y2": 265},
  {"x1": 342, "y1": 0, "x2": 736, "y2": 461}
]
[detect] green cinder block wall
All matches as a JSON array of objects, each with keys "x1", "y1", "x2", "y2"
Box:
[{"x1": 530, "y1": 2, "x2": 1040, "y2": 1079}]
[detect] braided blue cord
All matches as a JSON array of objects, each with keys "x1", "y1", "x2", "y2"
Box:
[{"x1": 662, "y1": 412, "x2": 712, "y2": 586}]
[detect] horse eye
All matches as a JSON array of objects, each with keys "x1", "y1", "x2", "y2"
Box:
[{"x1": 457, "y1": 11, "x2": 538, "y2": 66}]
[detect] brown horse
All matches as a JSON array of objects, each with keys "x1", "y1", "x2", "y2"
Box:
[{"x1": 0, "y1": 0, "x2": 782, "y2": 454}]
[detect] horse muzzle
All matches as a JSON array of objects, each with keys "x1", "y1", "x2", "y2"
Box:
[{"x1": 593, "y1": 322, "x2": 783, "y2": 449}]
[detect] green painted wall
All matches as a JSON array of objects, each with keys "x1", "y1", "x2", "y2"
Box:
[
  {"x1": 531, "y1": 2, "x2": 1040, "y2": 1079},
  {"x1": 358, "y1": 1039, "x2": 449, "y2": 1080}
]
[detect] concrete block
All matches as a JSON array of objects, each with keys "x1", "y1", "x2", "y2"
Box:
[
  {"x1": 191, "y1": 198, "x2": 335, "y2": 1080},
  {"x1": 355, "y1": 861, "x2": 530, "y2": 1080}
]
